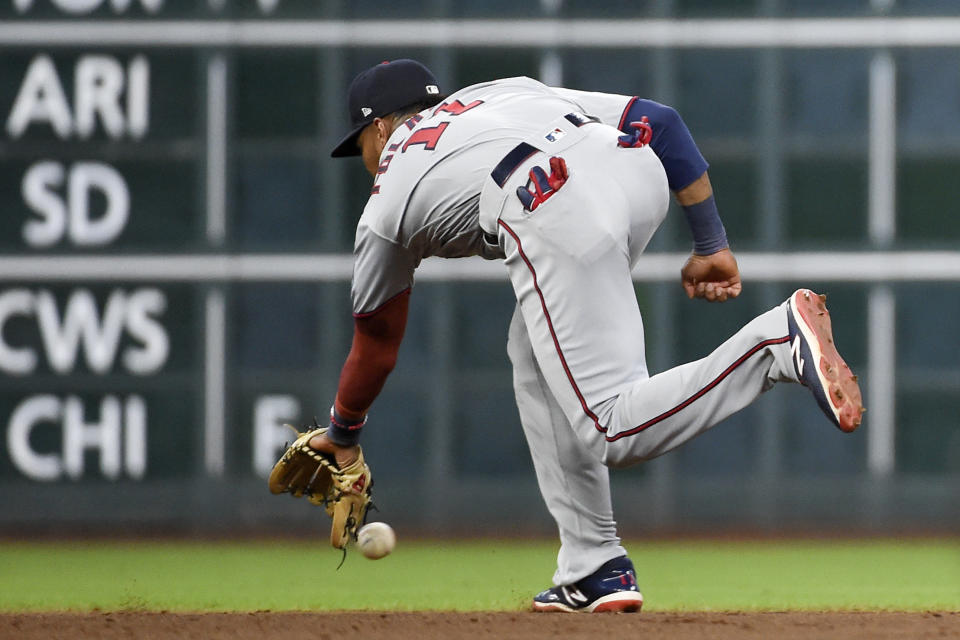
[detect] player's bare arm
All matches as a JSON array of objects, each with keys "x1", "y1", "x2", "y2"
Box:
[
  {"x1": 680, "y1": 248, "x2": 741, "y2": 302},
  {"x1": 675, "y1": 172, "x2": 741, "y2": 302},
  {"x1": 674, "y1": 171, "x2": 713, "y2": 206}
]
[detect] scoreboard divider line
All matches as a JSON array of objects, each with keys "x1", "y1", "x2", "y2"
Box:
[
  {"x1": 204, "y1": 289, "x2": 227, "y2": 477},
  {"x1": 2, "y1": 18, "x2": 960, "y2": 49},
  {"x1": 1, "y1": 252, "x2": 960, "y2": 282}
]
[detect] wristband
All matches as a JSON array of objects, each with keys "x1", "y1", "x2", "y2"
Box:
[
  {"x1": 682, "y1": 195, "x2": 729, "y2": 256},
  {"x1": 327, "y1": 406, "x2": 366, "y2": 447}
]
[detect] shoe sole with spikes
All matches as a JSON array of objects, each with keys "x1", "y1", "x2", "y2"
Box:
[
  {"x1": 532, "y1": 590, "x2": 643, "y2": 613},
  {"x1": 786, "y1": 289, "x2": 864, "y2": 433}
]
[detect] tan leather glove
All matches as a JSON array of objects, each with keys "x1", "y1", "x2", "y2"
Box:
[{"x1": 268, "y1": 426, "x2": 373, "y2": 549}]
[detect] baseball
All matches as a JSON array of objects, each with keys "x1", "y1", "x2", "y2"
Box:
[{"x1": 356, "y1": 522, "x2": 396, "y2": 559}]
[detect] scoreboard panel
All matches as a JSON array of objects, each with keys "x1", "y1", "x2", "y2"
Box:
[
  {"x1": 3, "y1": 3, "x2": 958, "y2": 535},
  {"x1": 0, "y1": 2, "x2": 350, "y2": 494},
  {"x1": 0, "y1": 50, "x2": 203, "y2": 253}
]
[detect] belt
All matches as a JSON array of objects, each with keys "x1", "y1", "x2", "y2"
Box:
[
  {"x1": 490, "y1": 142, "x2": 539, "y2": 188},
  {"x1": 489, "y1": 112, "x2": 599, "y2": 188}
]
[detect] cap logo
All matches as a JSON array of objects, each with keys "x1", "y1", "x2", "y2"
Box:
[
  {"x1": 361, "y1": 107, "x2": 373, "y2": 117},
  {"x1": 426, "y1": 85, "x2": 439, "y2": 95}
]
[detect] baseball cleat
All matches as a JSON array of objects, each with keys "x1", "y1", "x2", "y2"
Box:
[
  {"x1": 532, "y1": 556, "x2": 643, "y2": 613},
  {"x1": 786, "y1": 289, "x2": 864, "y2": 433}
]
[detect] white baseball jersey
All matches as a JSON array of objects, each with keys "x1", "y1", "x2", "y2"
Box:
[
  {"x1": 350, "y1": 75, "x2": 806, "y2": 590},
  {"x1": 351, "y1": 76, "x2": 633, "y2": 315}
]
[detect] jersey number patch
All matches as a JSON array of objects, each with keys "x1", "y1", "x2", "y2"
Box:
[
  {"x1": 372, "y1": 100, "x2": 485, "y2": 195},
  {"x1": 402, "y1": 121, "x2": 449, "y2": 152},
  {"x1": 432, "y1": 99, "x2": 484, "y2": 117}
]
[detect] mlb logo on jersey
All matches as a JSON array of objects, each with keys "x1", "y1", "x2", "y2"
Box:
[{"x1": 545, "y1": 128, "x2": 566, "y2": 143}]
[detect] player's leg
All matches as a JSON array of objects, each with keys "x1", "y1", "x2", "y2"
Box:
[
  {"x1": 500, "y1": 203, "x2": 811, "y2": 467},
  {"x1": 603, "y1": 288, "x2": 863, "y2": 464},
  {"x1": 508, "y1": 305, "x2": 642, "y2": 613},
  {"x1": 600, "y1": 301, "x2": 796, "y2": 465},
  {"x1": 508, "y1": 305, "x2": 625, "y2": 583},
  {"x1": 503, "y1": 217, "x2": 854, "y2": 467},
  {"x1": 496, "y1": 131, "x2": 849, "y2": 469},
  {"x1": 496, "y1": 135, "x2": 667, "y2": 457}
]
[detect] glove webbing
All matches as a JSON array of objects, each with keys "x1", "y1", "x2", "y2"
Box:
[
  {"x1": 297, "y1": 442, "x2": 340, "y2": 508},
  {"x1": 291, "y1": 432, "x2": 376, "y2": 534}
]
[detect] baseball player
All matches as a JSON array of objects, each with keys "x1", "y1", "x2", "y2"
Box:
[{"x1": 309, "y1": 59, "x2": 864, "y2": 612}]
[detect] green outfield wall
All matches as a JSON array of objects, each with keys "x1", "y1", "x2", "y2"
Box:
[{"x1": 0, "y1": 1, "x2": 958, "y2": 535}]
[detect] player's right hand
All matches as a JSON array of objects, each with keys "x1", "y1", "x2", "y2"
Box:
[
  {"x1": 681, "y1": 248, "x2": 742, "y2": 302},
  {"x1": 309, "y1": 431, "x2": 361, "y2": 468}
]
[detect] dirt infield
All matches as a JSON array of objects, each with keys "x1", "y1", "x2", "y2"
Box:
[{"x1": 1, "y1": 611, "x2": 956, "y2": 639}]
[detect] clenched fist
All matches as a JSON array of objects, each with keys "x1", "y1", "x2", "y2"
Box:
[{"x1": 681, "y1": 248, "x2": 742, "y2": 302}]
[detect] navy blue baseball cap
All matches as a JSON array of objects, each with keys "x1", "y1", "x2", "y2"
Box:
[{"x1": 330, "y1": 59, "x2": 441, "y2": 158}]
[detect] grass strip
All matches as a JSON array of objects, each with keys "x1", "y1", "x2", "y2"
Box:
[{"x1": 0, "y1": 538, "x2": 956, "y2": 612}]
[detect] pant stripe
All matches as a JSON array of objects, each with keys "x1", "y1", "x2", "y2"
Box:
[
  {"x1": 498, "y1": 219, "x2": 606, "y2": 434},
  {"x1": 606, "y1": 335, "x2": 791, "y2": 442}
]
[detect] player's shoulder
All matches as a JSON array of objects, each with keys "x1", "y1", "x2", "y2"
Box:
[
  {"x1": 448, "y1": 75, "x2": 552, "y2": 101},
  {"x1": 357, "y1": 195, "x2": 403, "y2": 246}
]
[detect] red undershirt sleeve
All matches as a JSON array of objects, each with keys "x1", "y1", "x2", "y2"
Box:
[{"x1": 333, "y1": 288, "x2": 411, "y2": 422}]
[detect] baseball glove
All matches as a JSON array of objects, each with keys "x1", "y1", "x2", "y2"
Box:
[{"x1": 268, "y1": 425, "x2": 373, "y2": 549}]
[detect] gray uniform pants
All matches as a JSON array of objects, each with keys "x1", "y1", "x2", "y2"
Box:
[{"x1": 483, "y1": 116, "x2": 799, "y2": 585}]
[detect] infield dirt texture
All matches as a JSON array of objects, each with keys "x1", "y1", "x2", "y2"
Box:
[{"x1": 2, "y1": 611, "x2": 958, "y2": 639}]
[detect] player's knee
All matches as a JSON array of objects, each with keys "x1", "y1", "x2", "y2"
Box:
[{"x1": 601, "y1": 442, "x2": 655, "y2": 469}]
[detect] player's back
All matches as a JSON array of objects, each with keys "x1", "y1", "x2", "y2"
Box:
[{"x1": 361, "y1": 77, "x2": 588, "y2": 260}]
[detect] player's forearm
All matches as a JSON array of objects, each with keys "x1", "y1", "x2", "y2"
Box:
[
  {"x1": 335, "y1": 339, "x2": 400, "y2": 420},
  {"x1": 674, "y1": 172, "x2": 712, "y2": 206},
  {"x1": 328, "y1": 335, "x2": 400, "y2": 446},
  {"x1": 676, "y1": 172, "x2": 729, "y2": 256},
  {"x1": 330, "y1": 289, "x2": 410, "y2": 440}
]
